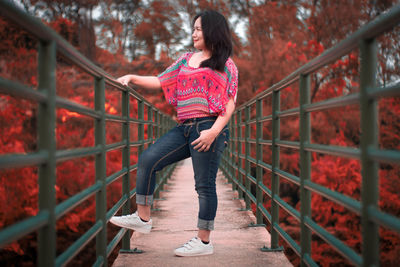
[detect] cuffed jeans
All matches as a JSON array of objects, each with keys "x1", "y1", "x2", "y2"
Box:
[{"x1": 135, "y1": 116, "x2": 229, "y2": 231}]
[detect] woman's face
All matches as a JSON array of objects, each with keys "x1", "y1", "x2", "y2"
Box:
[{"x1": 192, "y1": 17, "x2": 206, "y2": 51}]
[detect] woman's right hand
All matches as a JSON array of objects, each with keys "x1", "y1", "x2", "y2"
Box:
[{"x1": 117, "y1": 74, "x2": 133, "y2": 86}]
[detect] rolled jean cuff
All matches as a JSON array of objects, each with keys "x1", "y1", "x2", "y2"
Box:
[
  {"x1": 198, "y1": 218, "x2": 214, "y2": 230},
  {"x1": 136, "y1": 194, "x2": 153, "y2": 206}
]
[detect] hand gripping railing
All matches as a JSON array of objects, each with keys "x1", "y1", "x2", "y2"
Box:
[
  {"x1": 0, "y1": 1, "x2": 176, "y2": 266},
  {"x1": 221, "y1": 5, "x2": 400, "y2": 267}
]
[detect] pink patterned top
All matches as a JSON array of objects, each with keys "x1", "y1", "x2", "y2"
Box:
[{"x1": 157, "y1": 52, "x2": 238, "y2": 122}]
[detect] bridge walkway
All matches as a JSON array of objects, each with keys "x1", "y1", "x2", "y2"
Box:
[{"x1": 112, "y1": 158, "x2": 292, "y2": 267}]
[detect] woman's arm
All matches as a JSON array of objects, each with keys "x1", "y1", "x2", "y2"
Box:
[
  {"x1": 117, "y1": 74, "x2": 161, "y2": 91},
  {"x1": 191, "y1": 98, "x2": 236, "y2": 152}
]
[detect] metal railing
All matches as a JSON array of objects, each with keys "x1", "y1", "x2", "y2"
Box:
[
  {"x1": 221, "y1": 5, "x2": 400, "y2": 267},
  {"x1": 0, "y1": 1, "x2": 176, "y2": 266}
]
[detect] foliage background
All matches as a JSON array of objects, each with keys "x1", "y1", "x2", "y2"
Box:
[{"x1": 0, "y1": 0, "x2": 399, "y2": 266}]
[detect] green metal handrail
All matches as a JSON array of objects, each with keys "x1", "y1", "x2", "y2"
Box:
[
  {"x1": 221, "y1": 5, "x2": 400, "y2": 267},
  {"x1": 0, "y1": 1, "x2": 176, "y2": 266}
]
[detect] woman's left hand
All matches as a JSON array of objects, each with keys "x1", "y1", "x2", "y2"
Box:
[{"x1": 191, "y1": 128, "x2": 219, "y2": 152}]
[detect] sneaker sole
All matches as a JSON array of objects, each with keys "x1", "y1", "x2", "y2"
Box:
[
  {"x1": 174, "y1": 250, "x2": 213, "y2": 257},
  {"x1": 109, "y1": 219, "x2": 152, "y2": 234}
]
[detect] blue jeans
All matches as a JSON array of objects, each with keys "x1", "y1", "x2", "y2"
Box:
[{"x1": 135, "y1": 117, "x2": 229, "y2": 230}]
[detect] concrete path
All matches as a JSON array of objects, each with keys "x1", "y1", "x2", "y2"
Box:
[{"x1": 112, "y1": 158, "x2": 293, "y2": 267}]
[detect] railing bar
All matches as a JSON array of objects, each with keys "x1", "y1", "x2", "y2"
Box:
[
  {"x1": 92, "y1": 256, "x2": 104, "y2": 267},
  {"x1": 105, "y1": 114, "x2": 128, "y2": 123},
  {"x1": 276, "y1": 140, "x2": 300, "y2": 149},
  {"x1": 260, "y1": 115, "x2": 273, "y2": 122},
  {"x1": 368, "y1": 83, "x2": 400, "y2": 99},
  {"x1": 247, "y1": 118, "x2": 257, "y2": 124},
  {"x1": 278, "y1": 107, "x2": 300, "y2": 118},
  {"x1": 368, "y1": 148, "x2": 400, "y2": 164},
  {"x1": 248, "y1": 191, "x2": 257, "y2": 204},
  {"x1": 247, "y1": 138, "x2": 257, "y2": 144},
  {"x1": 232, "y1": 175, "x2": 246, "y2": 193},
  {"x1": 259, "y1": 182, "x2": 272, "y2": 198},
  {"x1": 0, "y1": 210, "x2": 49, "y2": 247},
  {"x1": 130, "y1": 142, "x2": 144, "y2": 147},
  {"x1": 105, "y1": 141, "x2": 127, "y2": 152},
  {"x1": 55, "y1": 181, "x2": 102, "y2": 219},
  {"x1": 247, "y1": 174, "x2": 257, "y2": 185},
  {"x1": 0, "y1": 151, "x2": 48, "y2": 169},
  {"x1": 259, "y1": 139, "x2": 273, "y2": 146},
  {"x1": 0, "y1": 77, "x2": 47, "y2": 103},
  {"x1": 275, "y1": 169, "x2": 301, "y2": 186},
  {"x1": 304, "y1": 216, "x2": 362, "y2": 266},
  {"x1": 127, "y1": 87, "x2": 145, "y2": 102},
  {"x1": 305, "y1": 143, "x2": 360, "y2": 159},
  {"x1": 239, "y1": 154, "x2": 246, "y2": 159},
  {"x1": 106, "y1": 228, "x2": 128, "y2": 257},
  {"x1": 55, "y1": 146, "x2": 102, "y2": 162},
  {"x1": 273, "y1": 222, "x2": 301, "y2": 256},
  {"x1": 259, "y1": 161, "x2": 272, "y2": 171},
  {"x1": 274, "y1": 195, "x2": 301, "y2": 222},
  {"x1": 106, "y1": 195, "x2": 129, "y2": 221},
  {"x1": 56, "y1": 96, "x2": 101, "y2": 119},
  {"x1": 367, "y1": 206, "x2": 400, "y2": 233},
  {"x1": 259, "y1": 203, "x2": 272, "y2": 223},
  {"x1": 129, "y1": 164, "x2": 138, "y2": 172},
  {"x1": 105, "y1": 168, "x2": 128, "y2": 186},
  {"x1": 304, "y1": 180, "x2": 361, "y2": 215},
  {"x1": 248, "y1": 155, "x2": 257, "y2": 165},
  {"x1": 130, "y1": 118, "x2": 152, "y2": 124},
  {"x1": 238, "y1": 167, "x2": 246, "y2": 176},
  {"x1": 304, "y1": 93, "x2": 360, "y2": 113},
  {"x1": 55, "y1": 221, "x2": 103, "y2": 267},
  {"x1": 303, "y1": 254, "x2": 319, "y2": 267},
  {"x1": 129, "y1": 188, "x2": 137, "y2": 199}
]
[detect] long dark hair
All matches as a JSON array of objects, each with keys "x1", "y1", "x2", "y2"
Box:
[{"x1": 192, "y1": 10, "x2": 233, "y2": 71}]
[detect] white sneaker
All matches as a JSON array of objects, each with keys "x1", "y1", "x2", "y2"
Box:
[
  {"x1": 109, "y1": 211, "x2": 152, "y2": 234},
  {"x1": 174, "y1": 237, "x2": 213, "y2": 257}
]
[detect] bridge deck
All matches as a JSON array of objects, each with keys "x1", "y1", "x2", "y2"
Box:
[{"x1": 112, "y1": 158, "x2": 292, "y2": 267}]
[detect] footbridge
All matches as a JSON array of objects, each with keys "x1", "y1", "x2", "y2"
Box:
[{"x1": 0, "y1": 1, "x2": 399, "y2": 266}]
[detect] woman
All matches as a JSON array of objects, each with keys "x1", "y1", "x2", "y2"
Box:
[{"x1": 110, "y1": 10, "x2": 238, "y2": 257}]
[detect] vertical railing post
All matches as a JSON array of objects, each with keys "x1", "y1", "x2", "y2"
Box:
[
  {"x1": 225, "y1": 117, "x2": 231, "y2": 184},
  {"x1": 270, "y1": 89, "x2": 280, "y2": 248},
  {"x1": 37, "y1": 40, "x2": 57, "y2": 267},
  {"x1": 94, "y1": 77, "x2": 107, "y2": 266},
  {"x1": 121, "y1": 89, "x2": 130, "y2": 250},
  {"x1": 158, "y1": 114, "x2": 164, "y2": 188},
  {"x1": 155, "y1": 110, "x2": 160, "y2": 139},
  {"x1": 256, "y1": 99, "x2": 263, "y2": 224},
  {"x1": 244, "y1": 105, "x2": 251, "y2": 210},
  {"x1": 360, "y1": 38, "x2": 379, "y2": 267},
  {"x1": 138, "y1": 100, "x2": 144, "y2": 156},
  {"x1": 148, "y1": 107, "x2": 153, "y2": 146},
  {"x1": 299, "y1": 74, "x2": 311, "y2": 266},
  {"x1": 237, "y1": 109, "x2": 244, "y2": 199},
  {"x1": 231, "y1": 114, "x2": 237, "y2": 191}
]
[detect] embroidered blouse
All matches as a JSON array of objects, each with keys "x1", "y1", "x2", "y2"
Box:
[{"x1": 157, "y1": 52, "x2": 238, "y2": 122}]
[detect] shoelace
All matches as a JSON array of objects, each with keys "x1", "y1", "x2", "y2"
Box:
[
  {"x1": 120, "y1": 212, "x2": 138, "y2": 219},
  {"x1": 182, "y1": 238, "x2": 199, "y2": 249}
]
